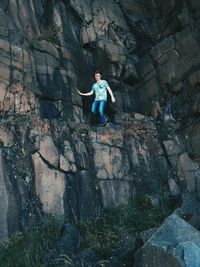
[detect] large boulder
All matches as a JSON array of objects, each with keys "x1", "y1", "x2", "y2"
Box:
[
  {"x1": 175, "y1": 193, "x2": 200, "y2": 230},
  {"x1": 134, "y1": 214, "x2": 200, "y2": 267}
]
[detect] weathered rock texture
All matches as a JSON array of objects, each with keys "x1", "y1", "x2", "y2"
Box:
[
  {"x1": 134, "y1": 214, "x2": 200, "y2": 267},
  {"x1": 0, "y1": 1, "x2": 200, "y2": 258},
  {"x1": 0, "y1": 113, "x2": 172, "y2": 235}
]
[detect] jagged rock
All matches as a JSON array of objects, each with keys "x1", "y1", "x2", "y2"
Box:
[
  {"x1": 186, "y1": 123, "x2": 200, "y2": 163},
  {"x1": 163, "y1": 139, "x2": 182, "y2": 169},
  {"x1": 177, "y1": 153, "x2": 200, "y2": 193},
  {"x1": 144, "y1": 195, "x2": 160, "y2": 207},
  {"x1": 38, "y1": 135, "x2": 59, "y2": 168},
  {"x1": 59, "y1": 154, "x2": 70, "y2": 172},
  {"x1": 133, "y1": 113, "x2": 146, "y2": 120},
  {"x1": 63, "y1": 140, "x2": 75, "y2": 163},
  {"x1": 140, "y1": 227, "x2": 158, "y2": 244},
  {"x1": 175, "y1": 193, "x2": 200, "y2": 230},
  {"x1": 3, "y1": 91, "x2": 14, "y2": 113},
  {"x1": 134, "y1": 214, "x2": 200, "y2": 267},
  {"x1": 168, "y1": 178, "x2": 181, "y2": 197},
  {"x1": 98, "y1": 180, "x2": 134, "y2": 207},
  {"x1": 59, "y1": 154, "x2": 77, "y2": 173},
  {"x1": 10, "y1": 83, "x2": 36, "y2": 113},
  {"x1": 92, "y1": 124, "x2": 124, "y2": 148},
  {"x1": 0, "y1": 123, "x2": 14, "y2": 147},
  {"x1": 32, "y1": 152, "x2": 65, "y2": 215},
  {"x1": 74, "y1": 139, "x2": 89, "y2": 170},
  {"x1": 93, "y1": 142, "x2": 130, "y2": 180}
]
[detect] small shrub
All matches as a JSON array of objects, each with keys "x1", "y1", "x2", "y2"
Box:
[
  {"x1": 29, "y1": 25, "x2": 61, "y2": 49},
  {"x1": 37, "y1": 25, "x2": 61, "y2": 43}
]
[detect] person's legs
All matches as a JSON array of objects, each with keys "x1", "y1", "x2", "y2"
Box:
[
  {"x1": 91, "y1": 100, "x2": 99, "y2": 125},
  {"x1": 99, "y1": 100, "x2": 107, "y2": 125},
  {"x1": 91, "y1": 100, "x2": 99, "y2": 114}
]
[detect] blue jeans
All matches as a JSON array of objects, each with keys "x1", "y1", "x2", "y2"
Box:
[{"x1": 91, "y1": 100, "x2": 107, "y2": 124}]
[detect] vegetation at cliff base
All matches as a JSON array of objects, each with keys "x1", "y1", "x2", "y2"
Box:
[
  {"x1": 0, "y1": 196, "x2": 174, "y2": 267},
  {"x1": 78, "y1": 196, "x2": 173, "y2": 258},
  {"x1": 0, "y1": 216, "x2": 61, "y2": 267}
]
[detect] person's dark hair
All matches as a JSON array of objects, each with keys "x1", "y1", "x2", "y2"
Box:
[{"x1": 95, "y1": 70, "x2": 101, "y2": 75}]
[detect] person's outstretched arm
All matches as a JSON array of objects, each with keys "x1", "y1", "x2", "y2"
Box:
[
  {"x1": 107, "y1": 86, "x2": 115, "y2": 103},
  {"x1": 77, "y1": 90, "x2": 94, "y2": 96}
]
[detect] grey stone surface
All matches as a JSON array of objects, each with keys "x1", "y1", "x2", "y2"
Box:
[
  {"x1": 135, "y1": 214, "x2": 200, "y2": 267},
  {"x1": 174, "y1": 193, "x2": 200, "y2": 230},
  {"x1": 32, "y1": 152, "x2": 66, "y2": 215},
  {"x1": 140, "y1": 227, "x2": 158, "y2": 244},
  {"x1": 168, "y1": 178, "x2": 181, "y2": 196},
  {"x1": 57, "y1": 223, "x2": 81, "y2": 255},
  {"x1": 0, "y1": 149, "x2": 9, "y2": 248}
]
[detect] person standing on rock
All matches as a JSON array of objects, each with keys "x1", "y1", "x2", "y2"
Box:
[{"x1": 77, "y1": 70, "x2": 116, "y2": 126}]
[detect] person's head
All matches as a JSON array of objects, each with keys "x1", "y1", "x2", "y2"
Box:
[{"x1": 95, "y1": 70, "x2": 101, "y2": 82}]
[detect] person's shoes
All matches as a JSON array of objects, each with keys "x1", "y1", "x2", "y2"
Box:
[{"x1": 100, "y1": 117, "x2": 108, "y2": 127}]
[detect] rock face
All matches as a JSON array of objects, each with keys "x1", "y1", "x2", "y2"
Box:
[
  {"x1": 133, "y1": 1, "x2": 200, "y2": 164},
  {"x1": 0, "y1": 113, "x2": 173, "y2": 226},
  {"x1": 0, "y1": 149, "x2": 9, "y2": 248},
  {"x1": 32, "y1": 152, "x2": 66, "y2": 215},
  {"x1": 0, "y1": 0, "x2": 200, "y2": 258},
  {"x1": 0, "y1": 148, "x2": 19, "y2": 249},
  {"x1": 134, "y1": 214, "x2": 200, "y2": 267}
]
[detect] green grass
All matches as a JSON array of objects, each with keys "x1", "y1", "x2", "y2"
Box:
[
  {"x1": 0, "y1": 196, "x2": 174, "y2": 267},
  {"x1": 78, "y1": 196, "x2": 173, "y2": 258},
  {"x1": 0, "y1": 215, "x2": 61, "y2": 267}
]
